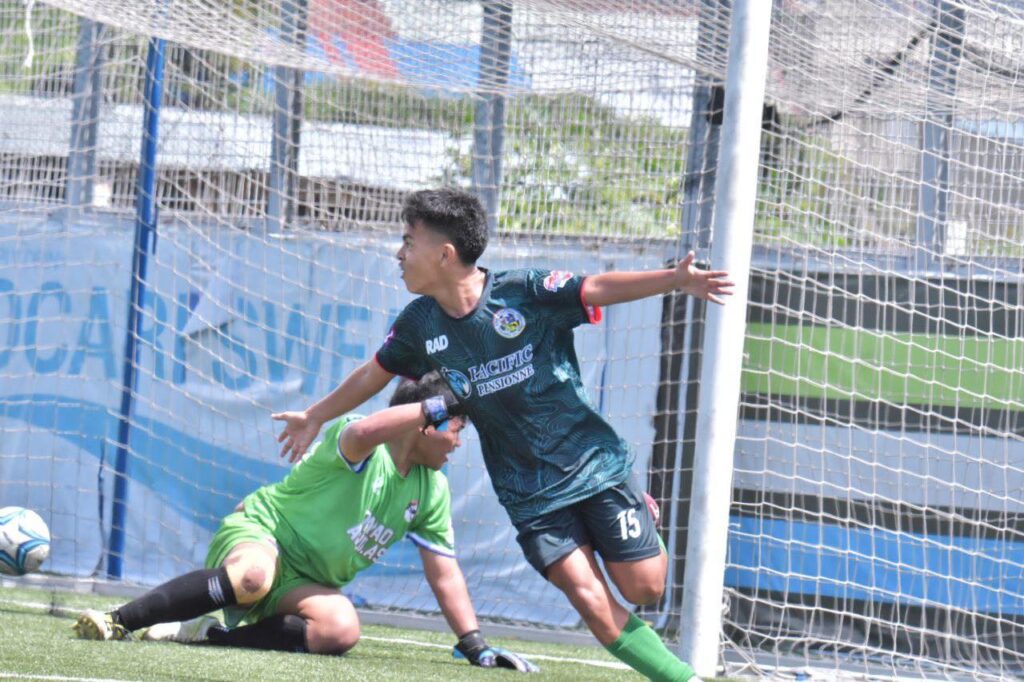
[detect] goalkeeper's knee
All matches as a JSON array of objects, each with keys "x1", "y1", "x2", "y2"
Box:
[
  {"x1": 307, "y1": 613, "x2": 359, "y2": 654},
  {"x1": 224, "y1": 556, "x2": 274, "y2": 605}
]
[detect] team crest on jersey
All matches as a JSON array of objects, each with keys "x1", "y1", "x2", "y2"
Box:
[
  {"x1": 492, "y1": 308, "x2": 526, "y2": 339},
  {"x1": 543, "y1": 270, "x2": 574, "y2": 292},
  {"x1": 404, "y1": 499, "x2": 419, "y2": 522},
  {"x1": 441, "y1": 367, "x2": 472, "y2": 399}
]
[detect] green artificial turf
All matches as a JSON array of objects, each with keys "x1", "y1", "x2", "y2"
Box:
[{"x1": 0, "y1": 585, "x2": 741, "y2": 681}]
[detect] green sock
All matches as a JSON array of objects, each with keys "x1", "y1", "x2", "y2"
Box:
[{"x1": 604, "y1": 614, "x2": 696, "y2": 682}]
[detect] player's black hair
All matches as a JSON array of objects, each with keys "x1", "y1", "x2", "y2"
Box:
[
  {"x1": 389, "y1": 371, "x2": 450, "y2": 407},
  {"x1": 401, "y1": 188, "x2": 488, "y2": 265}
]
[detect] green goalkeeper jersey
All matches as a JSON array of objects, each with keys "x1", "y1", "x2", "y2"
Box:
[
  {"x1": 240, "y1": 416, "x2": 455, "y2": 588},
  {"x1": 375, "y1": 268, "x2": 632, "y2": 524}
]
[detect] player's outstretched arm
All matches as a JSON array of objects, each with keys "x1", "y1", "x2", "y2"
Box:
[
  {"x1": 581, "y1": 250, "x2": 734, "y2": 307},
  {"x1": 272, "y1": 358, "x2": 394, "y2": 462},
  {"x1": 419, "y1": 548, "x2": 539, "y2": 673}
]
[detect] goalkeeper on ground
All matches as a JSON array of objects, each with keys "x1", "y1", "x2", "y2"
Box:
[
  {"x1": 73, "y1": 371, "x2": 537, "y2": 672},
  {"x1": 273, "y1": 188, "x2": 733, "y2": 682}
]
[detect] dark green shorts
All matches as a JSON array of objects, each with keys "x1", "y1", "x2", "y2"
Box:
[{"x1": 514, "y1": 478, "x2": 663, "y2": 576}]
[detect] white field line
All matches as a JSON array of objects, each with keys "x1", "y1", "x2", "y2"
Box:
[
  {"x1": 2, "y1": 598, "x2": 629, "y2": 672},
  {"x1": 0, "y1": 671, "x2": 142, "y2": 675},
  {"x1": 359, "y1": 634, "x2": 628, "y2": 669}
]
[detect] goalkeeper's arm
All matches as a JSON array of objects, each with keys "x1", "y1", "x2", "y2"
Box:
[
  {"x1": 419, "y1": 546, "x2": 479, "y2": 639},
  {"x1": 337, "y1": 384, "x2": 466, "y2": 464},
  {"x1": 419, "y1": 548, "x2": 539, "y2": 673}
]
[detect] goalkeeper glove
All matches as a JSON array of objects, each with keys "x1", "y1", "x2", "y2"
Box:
[
  {"x1": 453, "y1": 630, "x2": 539, "y2": 673},
  {"x1": 420, "y1": 383, "x2": 465, "y2": 430}
]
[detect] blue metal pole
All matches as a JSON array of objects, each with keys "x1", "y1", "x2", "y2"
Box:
[{"x1": 107, "y1": 35, "x2": 166, "y2": 580}]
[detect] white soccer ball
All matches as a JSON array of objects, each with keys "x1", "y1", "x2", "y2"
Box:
[{"x1": 0, "y1": 506, "x2": 51, "y2": 576}]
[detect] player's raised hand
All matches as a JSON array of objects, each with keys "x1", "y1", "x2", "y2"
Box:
[
  {"x1": 271, "y1": 410, "x2": 322, "y2": 462},
  {"x1": 674, "y1": 250, "x2": 734, "y2": 305}
]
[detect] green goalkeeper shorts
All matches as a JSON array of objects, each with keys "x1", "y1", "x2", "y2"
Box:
[{"x1": 204, "y1": 511, "x2": 317, "y2": 627}]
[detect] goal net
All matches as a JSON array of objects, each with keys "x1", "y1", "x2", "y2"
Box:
[{"x1": 0, "y1": 1, "x2": 1022, "y2": 680}]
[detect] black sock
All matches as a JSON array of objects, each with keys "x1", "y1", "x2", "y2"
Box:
[
  {"x1": 112, "y1": 567, "x2": 237, "y2": 632},
  {"x1": 207, "y1": 614, "x2": 308, "y2": 653}
]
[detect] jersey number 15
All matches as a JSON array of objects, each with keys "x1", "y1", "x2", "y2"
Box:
[{"x1": 616, "y1": 509, "x2": 641, "y2": 540}]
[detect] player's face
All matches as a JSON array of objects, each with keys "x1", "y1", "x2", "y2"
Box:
[
  {"x1": 413, "y1": 416, "x2": 466, "y2": 470},
  {"x1": 396, "y1": 221, "x2": 447, "y2": 295}
]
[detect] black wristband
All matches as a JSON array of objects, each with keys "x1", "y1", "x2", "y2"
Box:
[
  {"x1": 456, "y1": 629, "x2": 489, "y2": 658},
  {"x1": 421, "y1": 395, "x2": 449, "y2": 427}
]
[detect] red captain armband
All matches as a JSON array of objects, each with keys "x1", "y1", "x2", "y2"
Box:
[{"x1": 579, "y1": 285, "x2": 603, "y2": 324}]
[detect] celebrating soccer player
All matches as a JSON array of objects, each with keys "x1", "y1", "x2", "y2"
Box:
[
  {"x1": 273, "y1": 187, "x2": 733, "y2": 681},
  {"x1": 73, "y1": 371, "x2": 537, "y2": 672}
]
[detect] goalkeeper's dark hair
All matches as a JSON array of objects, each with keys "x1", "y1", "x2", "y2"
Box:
[
  {"x1": 389, "y1": 371, "x2": 451, "y2": 408},
  {"x1": 401, "y1": 188, "x2": 488, "y2": 265}
]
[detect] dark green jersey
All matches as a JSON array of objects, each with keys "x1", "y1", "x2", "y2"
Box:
[{"x1": 375, "y1": 269, "x2": 632, "y2": 524}]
